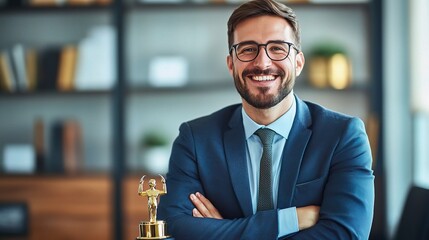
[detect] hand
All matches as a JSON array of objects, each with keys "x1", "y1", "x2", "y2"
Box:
[
  {"x1": 159, "y1": 174, "x2": 166, "y2": 183},
  {"x1": 296, "y1": 205, "x2": 320, "y2": 230},
  {"x1": 190, "y1": 192, "x2": 223, "y2": 219}
]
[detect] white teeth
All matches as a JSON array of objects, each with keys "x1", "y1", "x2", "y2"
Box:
[{"x1": 252, "y1": 75, "x2": 275, "y2": 81}]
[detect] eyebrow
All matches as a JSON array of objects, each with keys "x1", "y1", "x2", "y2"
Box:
[{"x1": 236, "y1": 40, "x2": 289, "y2": 45}]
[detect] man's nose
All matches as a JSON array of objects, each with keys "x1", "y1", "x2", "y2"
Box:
[{"x1": 253, "y1": 46, "x2": 272, "y2": 69}]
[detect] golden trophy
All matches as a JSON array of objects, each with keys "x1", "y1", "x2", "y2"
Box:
[{"x1": 136, "y1": 174, "x2": 172, "y2": 239}]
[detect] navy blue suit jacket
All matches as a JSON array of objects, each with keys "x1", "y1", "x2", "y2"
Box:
[{"x1": 158, "y1": 96, "x2": 374, "y2": 239}]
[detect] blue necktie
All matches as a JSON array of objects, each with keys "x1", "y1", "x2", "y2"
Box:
[{"x1": 255, "y1": 128, "x2": 276, "y2": 211}]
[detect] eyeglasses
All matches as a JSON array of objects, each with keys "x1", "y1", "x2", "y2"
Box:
[{"x1": 229, "y1": 40, "x2": 300, "y2": 62}]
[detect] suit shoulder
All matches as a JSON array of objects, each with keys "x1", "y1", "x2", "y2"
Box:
[
  {"x1": 303, "y1": 100, "x2": 365, "y2": 129},
  {"x1": 305, "y1": 100, "x2": 358, "y2": 121},
  {"x1": 301, "y1": 100, "x2": 369, "y2": 153}
]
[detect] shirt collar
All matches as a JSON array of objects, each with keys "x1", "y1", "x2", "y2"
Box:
[{"x1": 242, "y1": 95, "x2": 296, "y2": 140}]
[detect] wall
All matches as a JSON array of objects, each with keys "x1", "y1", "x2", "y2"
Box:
[{"x1": 383, "y1": 0, "x2": 413, "y2": 238}]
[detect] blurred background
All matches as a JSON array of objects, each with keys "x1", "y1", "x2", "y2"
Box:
[{"x1": 0, "y1": 0, "x2": 428, "y2": 239}]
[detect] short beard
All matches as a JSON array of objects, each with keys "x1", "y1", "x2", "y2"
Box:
[{"x1": 233, "y1": 67, "x2": 294, "y2": 109}]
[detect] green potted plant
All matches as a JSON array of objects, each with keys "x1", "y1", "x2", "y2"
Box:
[{"x1": 139, "y1": 130, "x2": 170, "y2": 175}]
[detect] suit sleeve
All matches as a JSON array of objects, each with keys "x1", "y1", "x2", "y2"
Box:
[
  {"x1": 286, "y1": 117, "x2": 375, "y2": 240},
  {"x1": 158, "y1": 122, "x2": 279, "y2": 240}
]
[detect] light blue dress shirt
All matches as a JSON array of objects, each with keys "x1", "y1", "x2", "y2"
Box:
[{"x1": 241, "y1": 97, "x2": 299, "y2": 238}]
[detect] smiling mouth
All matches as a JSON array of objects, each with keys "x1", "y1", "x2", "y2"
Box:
[{"x1": 249, "y1": 75, "x2": 277, "y2": 81}]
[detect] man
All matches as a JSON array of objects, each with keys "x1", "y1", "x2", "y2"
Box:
[{"x1": 158, "y1": 0, "x2": 374, "y2": 239}]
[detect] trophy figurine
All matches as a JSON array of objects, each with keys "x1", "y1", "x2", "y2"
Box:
[{"x1": 137, "y1": 174, "x2": 172, "y2": 239}]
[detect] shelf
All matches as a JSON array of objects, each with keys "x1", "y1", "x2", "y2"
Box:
[
  {"x1": 295, "y1": 81, "x2": 368, "y2": 92},
  {"x1": 5, "y1": 84, "x2": 366, "y2": 97},
  {"x1": 0, "y1": 90, "x2": 111, "y2": 98},
  {"x1": 127, "y1": 81, "x2": 233, "y2": 94},
  {"x1": 125, "y1": 80, "x2": 367, "y2": 94},
  {"x1": 0, "y1": 5, "x2": 111, "y2": 13}
]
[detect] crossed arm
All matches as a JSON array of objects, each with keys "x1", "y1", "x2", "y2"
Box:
[{"x1": 190, "y1": 192, "x2": 320, "y2": 231}]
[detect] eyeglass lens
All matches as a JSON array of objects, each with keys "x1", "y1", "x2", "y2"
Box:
[{"x1": 235, "y1": 42, "x2": 291, "y2": 62}]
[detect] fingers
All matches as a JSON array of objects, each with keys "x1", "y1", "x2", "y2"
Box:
[
  {"x1": 192, "y1": 208, "x2": 203, "y2": 218},
  {"x1": 189, "y1": 192, "x2": 223, "y2": 219},
  {"x1": 296, "y1": 205, "x2": 320, "y2": 230},
  {"x1": 190, "y1": 193, "x2": 210, "y2": 217},
  {"x1": 309, "y1": 205, "x2": 320, "y2": 221},
  {"x1": 196, "y1": 192, "x2": 222, "y2": 218}
]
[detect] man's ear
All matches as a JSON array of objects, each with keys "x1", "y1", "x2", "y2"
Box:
[
  {"x1": 227, "y1": 54, "x2": 234, "y2": 76},
  {"x1": 295, "y1": 51, "x2": 305, "y2": 76}
]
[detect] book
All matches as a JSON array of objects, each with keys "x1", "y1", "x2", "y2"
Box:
[
  {"x1": 67, "y1": 0, "x2": 95, "y2": 5},
  {"x1": 28, "y1": 0, "x2": 64, "y2": 6},
  {"x1": 62, "y1": 120, "x2": 83, "y2": 174},
  {"x1": 0, "y1": 51, "x2": 16, "y2": 92},
  {"x1": 0, "y1": 56, "x2": 7, "y2": 91},
  {"x1": 11, "y1": 44, "x2": 29, "y2": 91},
  {"x1": 57, "y1": 45, "x2": 78, "y2": 91},
  {"x1": 33, "y1": 118, "x2": 45, "y2": 173},
  {"x1": 37, "y1": 47, "x2": 61, "y2": 91},
  {"x1": 47, "y1": 120, "x2": 65, "y2": 173},
  {"x1": 26, "y1": 48, "x2": 38, "y2": 91},
  {"x1": 75, "y1": 25, "x2": 116, "y2": 91},
  {"x1": 0, "y1": 52, "x2": 13, "y2": 92}
]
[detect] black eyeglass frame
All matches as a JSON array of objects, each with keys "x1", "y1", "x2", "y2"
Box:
[{"x1": 229, "y1": 40, "x2": 300, "y2": 62}]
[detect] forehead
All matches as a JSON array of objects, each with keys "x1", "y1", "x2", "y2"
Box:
[{"x1": 233, "y1": 15, "x2": 294, "y2": 43}]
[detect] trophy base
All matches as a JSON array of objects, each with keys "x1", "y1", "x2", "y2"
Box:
[{"x1": 136, "y1": 220, "x2": 171, "y2": 240}]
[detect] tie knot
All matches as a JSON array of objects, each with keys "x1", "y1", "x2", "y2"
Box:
[{"x1": 255, "y1": 128, "x2": 276, "y2": 146}]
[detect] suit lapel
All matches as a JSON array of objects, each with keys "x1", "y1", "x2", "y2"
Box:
[
  {"x1": 277, "y1": 97, "x2": 312, "y2": 208},
  {"x1": 224, "y1": 107, "x2": 253, "y2": 217}
]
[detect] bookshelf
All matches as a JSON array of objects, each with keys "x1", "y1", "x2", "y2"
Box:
[
  {"x1": 0, "y1": 0, "x2": 383, "y2": 240},
  {"x1": 0, "y1": 2, "x2": 115, "y2": 173}
]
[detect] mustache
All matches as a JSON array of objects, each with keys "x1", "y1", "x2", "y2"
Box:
[{"x1": 242, "y1": 68, "x2": 285, "y2": 78}]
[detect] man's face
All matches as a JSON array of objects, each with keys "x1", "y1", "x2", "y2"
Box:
[{"x1": 227, "y1": 15, "x2": 304, "y2": 109}]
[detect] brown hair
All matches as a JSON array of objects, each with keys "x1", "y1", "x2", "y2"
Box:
[{"x1": 227, "y1": 0, "x2": 301, "y2": 51}]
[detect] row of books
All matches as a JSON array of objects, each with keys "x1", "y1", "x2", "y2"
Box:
[
  {"x1": 0, "y1": 45, "x2": 67, "y2": 92},
  {"x1": 0, "y1": 25, "x2": 116, "y2": 93},
  {"x1": 34, "y1": 118, "x2": 84, "y2": 174}
]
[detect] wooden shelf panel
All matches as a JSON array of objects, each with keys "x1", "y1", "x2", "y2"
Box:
[{"x1": 0, "y1": 175, "x2": 112, "y2": 240}]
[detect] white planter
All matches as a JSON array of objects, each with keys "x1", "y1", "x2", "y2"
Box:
[{"x1": 140, "y1": 146, "x2": 170, "y2": 175}]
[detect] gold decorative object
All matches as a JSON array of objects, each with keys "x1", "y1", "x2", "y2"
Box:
[
  {"x1": 136, "y1": 175, "x2": 171, "y2": 240},
  {"x1": 308, "y1": 44, "x2": 352, "y2": 90}
]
